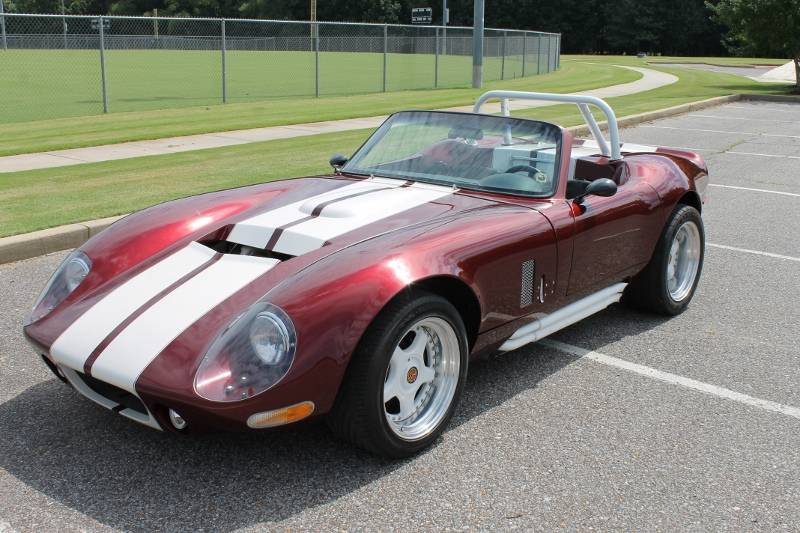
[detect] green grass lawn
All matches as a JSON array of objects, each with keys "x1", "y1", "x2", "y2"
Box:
[
  {"x1": 0, "y1": 48, "x2": 557, "y2": 125},
  {"x1": 0, "y1": 61, "x2": 637, "y2": 157},
  {"x1": 1, "y1": 55, "x2": 794, "y2": 237},
  {"x1": 0, "y1": 49, "x2": 506, "y2": 123},
  {"x1": 0, "y1": 128, "x2": 368, "y2": 236}
]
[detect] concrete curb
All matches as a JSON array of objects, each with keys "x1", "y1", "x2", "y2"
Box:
[
  {"x1": 0, "y1": 216, "x2": 125, "y2": 265},
  {"x1": 0, "y1": 92, "x2": 793, "y2": 266},
  {"x1": 740, "y1": 93, "x2": 800, "y2": 103},
  {"x1": 566, "y1": 94, "x2": 742, "y2": 137}
]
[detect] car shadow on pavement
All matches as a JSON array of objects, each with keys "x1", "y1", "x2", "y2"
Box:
[{"x1": 0, "y1": 304, "x2": 668, "y2": 531}]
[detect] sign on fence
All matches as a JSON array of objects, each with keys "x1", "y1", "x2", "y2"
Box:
[
  {"x1": 411, "y1": 7, "x2": 433, "y2": 24},
  {"x1": 90, "y1": 18, "x2": 111, "y2": 30}
]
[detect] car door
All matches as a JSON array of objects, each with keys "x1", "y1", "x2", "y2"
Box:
[{"x1": 567, "y1": 167, "x2": 662, "y2": 295}]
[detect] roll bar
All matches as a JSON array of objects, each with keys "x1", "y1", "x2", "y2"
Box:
[{"x1": 473, "y1": 90, "x2": 622, "y2": 160}]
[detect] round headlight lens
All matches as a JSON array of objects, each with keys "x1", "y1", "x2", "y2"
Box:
[
  {"x1": 194, "y1": 302, "x2": 296, "y2": 402},
  {"x1": 250, "y1": 311, "x2": 291, "y2": 365},
  {"x1": 26, "y1": 250, "x2": 92, "y2": 325}
]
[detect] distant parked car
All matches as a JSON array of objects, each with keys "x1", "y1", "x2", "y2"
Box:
[
  {"x1": 24, "y1": 91, "x2": 708, "y2": 458},
  {"x1": 637, "y1": 52, "x2": 648, "y2": 58}
]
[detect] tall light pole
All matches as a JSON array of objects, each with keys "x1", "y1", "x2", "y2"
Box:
[
  {"x1": 441, "y1": 0, "x2": 447, "y2": 55},
  {"x1": 0, "y1": 0, "x2": 7, "y2": 51},
  {"x1": 310, "y1": 0, "x2": 316, "y2": 47},
  {"x1": 471, "y1": 0, "x2": 484, "y2": 88},
  {"x1": 60, "y1": 0, "x2": 67, "y2": 49}
]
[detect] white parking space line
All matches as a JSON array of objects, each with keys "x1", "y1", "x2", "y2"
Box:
[
  {"x1": 641, "y1": 125, "x2": 800, "y2": 139},
  {"x1": 707, "y1": 243, "x2": 800, "y2": 263},
  {"x1": 689, "y1": 114, "x2": 798, "y2": 124},
  {"x1": 541, "y1": 339, "x2": 800, "y2": 420},
  {"x1": 726, "y1": 151, "x2": 800, "y2": 160},
  {"x1": 727, "y1": 105, "x2": 800, "y2": 112},
  {"x1": 0, "y1": 520, "x2": 20, "y2": 533},
  {"x1": 651, "y1": 146, "x2": 799, "y2": 159},
  {"x1": 709, "y1": 183, "x2": 800, "y2": 197}
]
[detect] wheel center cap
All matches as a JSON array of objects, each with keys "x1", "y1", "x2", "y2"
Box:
[{"x1": 406, "y1": 367, "x2": 418, "y2": 384}]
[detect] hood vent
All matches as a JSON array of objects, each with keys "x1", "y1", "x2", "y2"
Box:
[{"x1": 200, "y1": 239, "x2": 294, "y2": 262}]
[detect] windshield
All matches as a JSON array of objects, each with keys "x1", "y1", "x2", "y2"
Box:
[{"x1": 343, "y1": 111, "x2": 562, "y2": 197}]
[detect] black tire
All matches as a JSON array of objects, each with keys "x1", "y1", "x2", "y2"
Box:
[
  {"x1": 326, "y1": 289, "x2": 469, "y2": 458},
  {"x1": 624, "y1": 204, "x2": 705, "y2": 315}
]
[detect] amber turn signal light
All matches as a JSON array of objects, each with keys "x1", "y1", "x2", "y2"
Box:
[{"x1": 246, "y1": 401, "x2": 315, "y2": 429}]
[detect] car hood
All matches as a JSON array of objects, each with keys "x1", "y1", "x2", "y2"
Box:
[
  {"x1": 78, "y1": 174, "x2": 473, "y2": 280},
  {"x1": 222, "y1": 175, "x2": 460, "y2": 257}
]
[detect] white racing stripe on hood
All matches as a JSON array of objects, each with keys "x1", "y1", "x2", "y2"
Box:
[
  {"x1": 272, "y1": 182, "x2": 453, "y2": 256},
  {"x1": 228, "y1": 178, "x2": 403, "y2": 249},
  {"x1": 90, "y1": 253, "x2": 279, "y2": 394},
  {"x1": 50, "y1": 242, "x2": 216, "y2": 372}
]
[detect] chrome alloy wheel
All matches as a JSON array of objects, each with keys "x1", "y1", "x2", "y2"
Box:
[
  {"x1": 667, "y1": 220, "x2": 702, "y2": 302},
  {"x1": 383, "y1": 317, "x2": 460, "y2": 441}
]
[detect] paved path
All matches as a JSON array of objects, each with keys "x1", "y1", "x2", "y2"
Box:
[
  {"x1": 0, "y1": 66, "x2": 676, "y2": 174},
  {"x1": 652, "y1": 62, "x2": 774, "y2": 79}
]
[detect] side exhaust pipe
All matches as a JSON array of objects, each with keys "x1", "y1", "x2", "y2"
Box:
[{"x1": 499, "y1": 283, "x2": 627, "y2": 352}]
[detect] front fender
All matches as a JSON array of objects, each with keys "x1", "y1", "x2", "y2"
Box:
[{"x1": 265, "y1": 204, "x2": 557, "y2": 413}]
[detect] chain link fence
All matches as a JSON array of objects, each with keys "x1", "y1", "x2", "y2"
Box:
[{"x1": 0, "y1": 13, "x2": 560, "y2": 124}]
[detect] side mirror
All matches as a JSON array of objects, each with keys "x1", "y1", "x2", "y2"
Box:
[
  {"x1": 329, "y1": 153, "x2": 349, "y2": 170},
  {"x1": 576, "y1": 178, "x2": 617, "y2": 204}
]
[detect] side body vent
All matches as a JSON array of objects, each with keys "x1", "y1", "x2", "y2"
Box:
[{"x1": 520, "y1": 259, "x2": 535, "y2": 307}]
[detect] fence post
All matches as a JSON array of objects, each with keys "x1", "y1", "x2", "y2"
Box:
[
  {"x1": 521, "y1": 32, "x2": 526, "y2": 77},
  {"x1": 382, "y1": 24, "x2": 387, "y2": 92},
  {"x1": 98, "y1": 16, "x2": 109, "y2": 113},
  {"x1": 314, "y1": 22, "x2": 320, "y2": 97},
  {"x1": 501, "y1": 31, "x2": 506, "y2": 80},
  {"x1": 556, "y1": 34, "x2": 561, "y2": 69},
  {"x1": 0, "y1": 0, "x2": 7, "y2": 51},
  {"x1": 546, "y1": 35, "x2": 551, "y2": 72},
  {"x1": 537, "y1": 35, "x2": 542, "y2": 74},
  {"x1": 434, "y1": 27, "x2": 439, "y2": 88},
  {"x1": 221, "y1": 19, "x2": 227, "y2": 103}
]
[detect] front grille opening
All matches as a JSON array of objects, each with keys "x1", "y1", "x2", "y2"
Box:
[
  {"x1": 76, "y1": 372, "x2": 148, "y2": 416},
  {"x1": 40, "y1": 354, "x2": 68, "y2": 384}
]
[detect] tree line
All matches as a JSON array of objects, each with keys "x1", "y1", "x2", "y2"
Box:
[{"x1": 1, "y1": 0, "x2": 791, "y2": 58}]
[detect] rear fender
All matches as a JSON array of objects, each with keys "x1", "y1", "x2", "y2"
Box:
[{"x1": 625, "y1": 153, "x2": 706, "y2": 225}]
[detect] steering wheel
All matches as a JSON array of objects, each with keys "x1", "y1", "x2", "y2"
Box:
[{"x1": 505, "y1": 164, "x2": 548, "y2": 183}]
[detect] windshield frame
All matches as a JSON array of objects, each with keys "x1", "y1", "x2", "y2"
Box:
[{"x1": 341, "y1": 110, "x2": 564, "y2": 199}]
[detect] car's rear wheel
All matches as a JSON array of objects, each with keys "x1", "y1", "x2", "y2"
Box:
[
  {"x1": 624, "y1": 204, "x2": 704, "y2": 315},
  {"x1": 327, "y1": 290, "x2": 468, "y2": 458}
]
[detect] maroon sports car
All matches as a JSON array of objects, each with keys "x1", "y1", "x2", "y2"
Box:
[{"x1": 23, "y1": 91, "x2": 707, "y2": 457}]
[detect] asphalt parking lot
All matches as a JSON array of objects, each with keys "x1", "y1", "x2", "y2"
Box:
[{"x1": 1, "y1": 100, "x2": 799, "y2": 531}]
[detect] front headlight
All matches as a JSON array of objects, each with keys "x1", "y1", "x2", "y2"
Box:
[
  {"x1": 26, "y1": 250, "x2": 91, "y2": 325},
  {"x1": 194, "y1": 302, "x2": 296, "y2": 402}
]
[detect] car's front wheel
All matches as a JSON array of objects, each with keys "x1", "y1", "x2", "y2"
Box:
[
  {"x1": 624, "y1": 204, "x2": 705, "y2": 315},
  {"x1": 327, "y1": 290, "x2": 468, "y2": 458}
]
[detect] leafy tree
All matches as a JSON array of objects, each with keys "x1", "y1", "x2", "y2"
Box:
[
  {"x1": 710, "y1": 0, "x2": 799, "y2": 88},
  {"x1": 0, "y1": 0, "x2": 757, "y2": 59}
]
